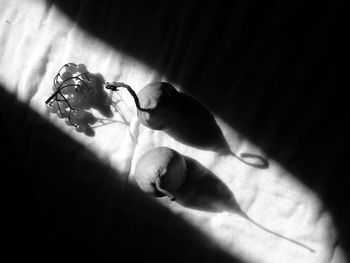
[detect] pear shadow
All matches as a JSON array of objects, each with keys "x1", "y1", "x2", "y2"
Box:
[
  {"x1": 176, "y1": 156, "x2": 315, "y2": 253},
  {"x1": 167, "y1": 93, "x2": 269, "y2": 168},
  {"x1": 176, "y1": 156, "x2": 241, "y2": 213}
]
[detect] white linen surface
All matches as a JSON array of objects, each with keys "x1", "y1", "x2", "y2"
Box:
[{"x1": 0, "y1": 1, "x2": 343, "y2": 262}]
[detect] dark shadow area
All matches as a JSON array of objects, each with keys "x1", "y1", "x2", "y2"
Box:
[
  {"x1": 177, "y1": 156, "x2": 315, "y2": 253},
  {"x1": 169, "y1": 93, "x2": 232, "y2": 153},
  {"x1": 176, "y1": 156, "x2": 240, "y2": 213},
  {"x1": 0, "y1": 85, "x2": 243, "y2": 262},
  {"x1": 49, "y1": 0, "x2": 348, "y2": 258},
  {"x1": 168, "y1": 92, "x2": 268, "y2": 168}
]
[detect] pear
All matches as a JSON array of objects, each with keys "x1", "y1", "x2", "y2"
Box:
[
  {"x1": 136, "y1": 82, "x2": 179, "y2": 131},
  {"x1": 134, "y1": 147, "x2": 186, "y2": 201},
  {"x1": 105, "y1": 81, "x2": 268, "y2": 169}
]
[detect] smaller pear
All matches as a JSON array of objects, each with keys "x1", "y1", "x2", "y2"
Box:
[{"x1": 134, "y1": 147, "x2": 187, "y2": 201}]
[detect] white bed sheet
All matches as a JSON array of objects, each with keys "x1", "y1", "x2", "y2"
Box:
[{"x1": 0, "y1": 1, "x2": 343, "y2": 262}]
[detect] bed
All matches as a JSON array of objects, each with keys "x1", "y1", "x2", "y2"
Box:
[{"x1": 0, "y1": 0, "x2": 347, "y2": 262}]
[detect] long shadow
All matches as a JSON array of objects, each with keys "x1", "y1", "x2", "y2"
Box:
[
  {"x1": 168, "y1": 92, "x2": 268, "y2": 168},
  {"x1": 176, "y1": 157, "x2": 240, "y2": 213},
  {"x1": 0, "y1": 85, "x2": 242, "y2": 262},
  {"x1": 177, "y1": 157, "x2": 315, "y2": 253},
  {"x1": 42, "y1": 0, "x2": 349, "y2": 259}
]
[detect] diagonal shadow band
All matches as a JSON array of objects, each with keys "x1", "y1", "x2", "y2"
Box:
[{"x1": 29, "y1": 0, "x2": 350, "y2": 258}]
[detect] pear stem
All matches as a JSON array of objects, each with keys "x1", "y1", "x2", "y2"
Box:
[
  {"x1": 155, "y1": 176, "x2": 176, "y2": 201},
  {"x1": 105, "y1": 82, "x2": 151, "y2": 112}
]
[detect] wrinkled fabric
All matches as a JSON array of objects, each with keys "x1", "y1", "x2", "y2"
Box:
[{"x1": 0, "y1": 1, "x2": 345, "y2": 262}]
